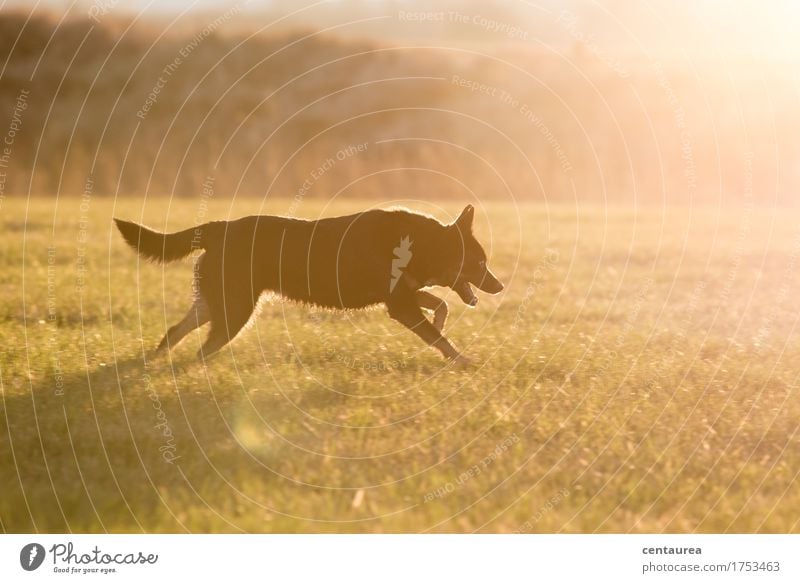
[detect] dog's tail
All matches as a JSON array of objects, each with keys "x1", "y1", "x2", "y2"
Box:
[{"x1": 114, "y1": 219, "x2": 217, "y2": 263}]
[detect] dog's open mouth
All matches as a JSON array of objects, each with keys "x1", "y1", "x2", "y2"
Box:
[{"x1": 454, "y1": 280, "x2": 478, "y2": 306}]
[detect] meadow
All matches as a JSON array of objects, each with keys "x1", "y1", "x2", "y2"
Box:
[{"x1": 1, "y1": 196, "x2": 798, "y2": 533}]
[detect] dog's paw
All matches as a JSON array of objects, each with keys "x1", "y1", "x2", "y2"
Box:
[
  {"x1": 453, "y1": 280, "x2": 478, "y2": 307},
  {"x1": 447, "y1": 353, "x2": 474, "y2": 368}
]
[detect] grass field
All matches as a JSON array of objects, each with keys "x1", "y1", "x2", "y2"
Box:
[{"x1": 1, "y1": 196, "x2": 799, "y2": 533}]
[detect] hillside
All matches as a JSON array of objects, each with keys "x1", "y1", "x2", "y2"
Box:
[{"x1": 0, "y1": 11, "x2": 797, "y2": 204}]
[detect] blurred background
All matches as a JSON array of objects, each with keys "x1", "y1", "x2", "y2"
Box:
[{"x1": 1, "y1": 0, "x2": 798, "y2": 205}]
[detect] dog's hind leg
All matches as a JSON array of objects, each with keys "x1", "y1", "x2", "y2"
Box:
[
  {"x1": 387, "y1": 288, "x2": 462, "y2": 361},
  {"x1": 155, "y1": 299, "x2": 210, "y2": 354},
  {"x1": 196, "y1": 326, "x2": 232, "y2": 361},
  {"x1": 416, "y1": 290, "x2": 448, "y2": 332},
  {"x1": 196, "y1": 298, "x2": 257, "y2": 362}
]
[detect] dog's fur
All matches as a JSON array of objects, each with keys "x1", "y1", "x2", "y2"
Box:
[{"x1": 114, "y1": 205, "x2": 503, "y2": 361}]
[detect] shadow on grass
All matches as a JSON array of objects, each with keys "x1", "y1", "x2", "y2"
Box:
[
  {"x1": 1, "y1": 337, "x2": 466, "y2": 533},
  {"x1": 0, "y1": 347, "x2": 255, "y2": 532}
]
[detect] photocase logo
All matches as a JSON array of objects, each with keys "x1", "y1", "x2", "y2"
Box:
[
  {"x1": 20, "y1": 543, "x2": 46, "y2": 571},
  {"x1": 389, "y1": 236, "x2": 413, "y2": 292}
]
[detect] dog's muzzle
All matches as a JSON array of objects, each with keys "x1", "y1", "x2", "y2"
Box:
[{"x1": 475, "y1": 269, "x2": 504, "y2": 294}]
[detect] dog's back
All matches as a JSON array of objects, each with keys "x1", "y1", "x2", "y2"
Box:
[{"x1": 202, "y1": 210, "x2": 443, "y2": 309}]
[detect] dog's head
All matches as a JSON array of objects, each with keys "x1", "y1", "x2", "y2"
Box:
[{"x1": 442, "y1": 205, "x2": 504, "y2": 304}]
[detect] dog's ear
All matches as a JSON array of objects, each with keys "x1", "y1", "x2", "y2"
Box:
[{"x1": 453, "y1": 205, "x2": 474, "y2": 232}]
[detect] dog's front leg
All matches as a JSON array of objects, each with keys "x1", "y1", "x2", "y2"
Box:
[
  {"x1": 452, "y1": 279, "x2": 478, "y2": 306},
  {"x1": 415, "y1": 290, "x2": 449, "y2": 332},
  {"x1": 387, "y1": 290, "x2": 461, "y2": 360}
]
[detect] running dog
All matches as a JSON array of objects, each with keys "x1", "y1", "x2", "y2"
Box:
[{"x1": 114, "y1": 205, "x2": 503, "y2": 361}]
